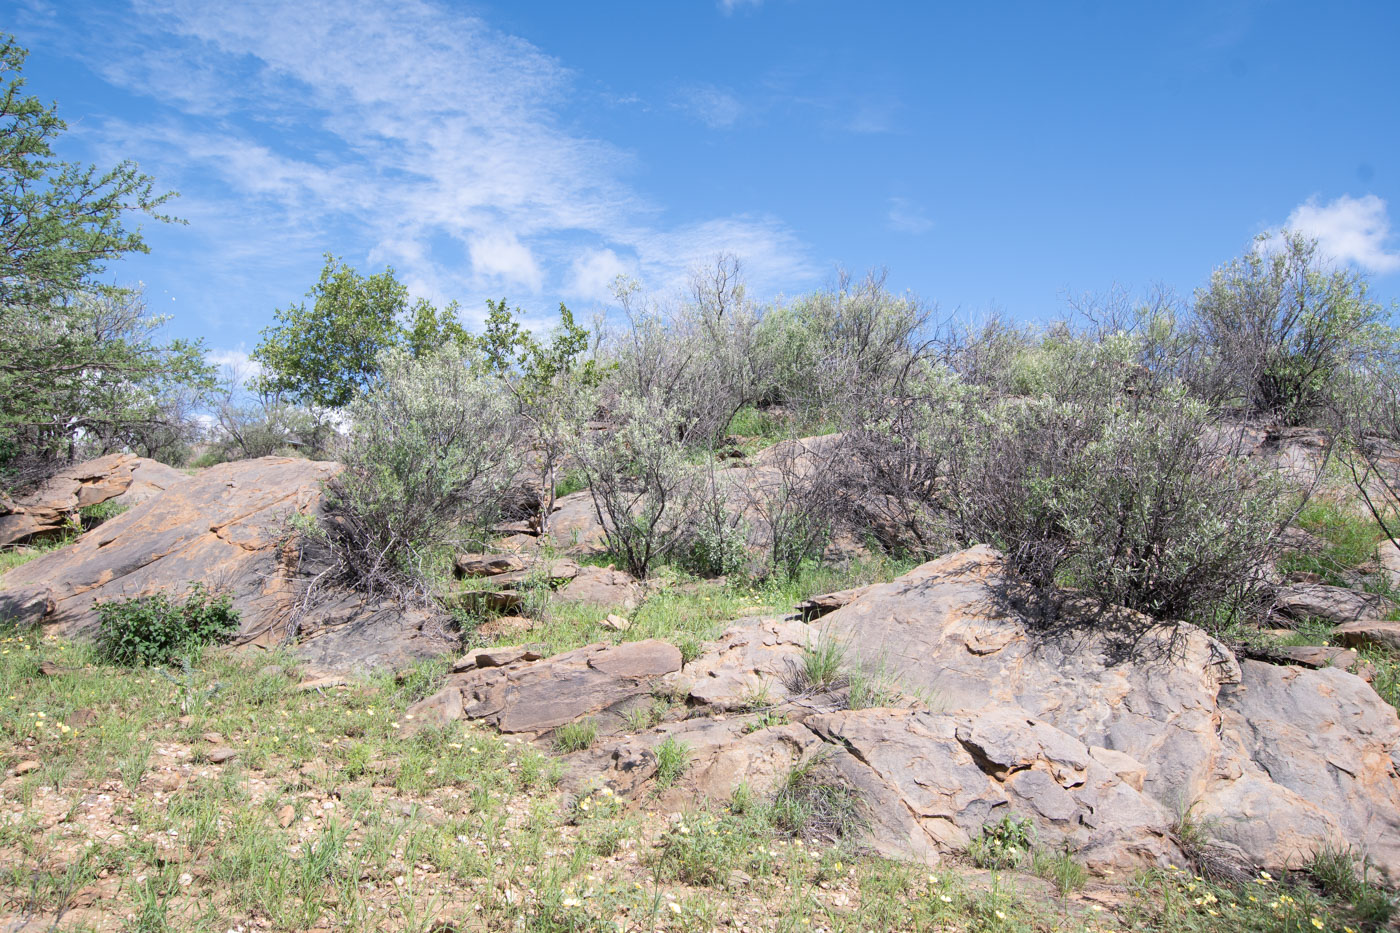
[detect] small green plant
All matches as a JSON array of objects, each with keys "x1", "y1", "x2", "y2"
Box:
[
  {"x1": 653, "y1": 736, "x2": 690, "y2": 789},
  {"x1": 78, "y1": 500, "x2": 129, "y2": 528},
  {"x1": 967, "y1": 813, "x2": 1034, "y2": 870},
  {"x1": 553, "y1": 719, "x2": 598, "y2": 753},
  {"x1": 784, "y1": 636, "x2": 848, "y2": 695},
  {"x1": 1031, "y1": 847, "x2": 1088, "y2": 897},
  {"x1": 94, "y1": 583, "x2": 240, "y2": 666},
  {"x1": 846, "y1": 664, "x2": 903, "y2": 710},
  {"x1": 552, "y1": 467, "x2": 589, "y2": 500},
  {"x1": 743, "y1": 710, "x2": 789, "y2": 734},
  {"x1": 675, "y1": 633, "x2": 704, "y2": 665}
]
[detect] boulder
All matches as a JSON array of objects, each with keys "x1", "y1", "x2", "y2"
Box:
[
  {"x1": 1380, "y1": 541, "x2": 1400, "y2": 591},
  {"x1": 0, "y1": 453, "x2": 189, "y2": 546},
  {"x1": 1272, "y1": 583, "x2": 1395, "y2": 624},
  {"x1": 1333, "y1": 620, "x2": 1400, "y2": 653},
  {"x1": 0, "y1": 457, "x2": 449, "y2": 674}
]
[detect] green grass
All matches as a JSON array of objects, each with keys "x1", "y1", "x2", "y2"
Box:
[
  {"x1": 1280, "y1": 498, "x2": 1392, "y2": 592},
  {"x1": 0, "y1": 533, "x2": 76, "y2": 578},
  {"x1": 553, "y1": 718, "x2": 598, "y2": 752}
]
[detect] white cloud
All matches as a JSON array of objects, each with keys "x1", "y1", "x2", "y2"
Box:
[
  {"x1": 468, "y1": 232, "x2": 544, "y2": 293},
  {"x1": 718, "y1": 0, "x2": 763, "y2": 13},
  {"x1": 1282, "y1": 194, "x2": 1400, "y2": 275},
  {"x1": 887, "y1": 197, "x2": 933, "y2": 235},
  {"x1": 65, "y1": 0, "x2": 812, "y2": 326},
  {"x1": 206, "y1": 347, "x2": 263, "y2": 384},
  {"x1": 566, "y1": 248, "x2": 634, "y2": 302},
  {"x1": 673, "y1": 83, "x2": 744, "y2": 129}
]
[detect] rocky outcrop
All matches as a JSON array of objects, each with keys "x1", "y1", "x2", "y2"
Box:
[
  {"x1": 0, "y1": 457, "x2": 448, "y2": 674},
  {"x1": 423, "y1": 546, "x2": 1400, "y2": 879},
  {"x1": 0, "y1": 453, "x2": 188, "y2": 546}
]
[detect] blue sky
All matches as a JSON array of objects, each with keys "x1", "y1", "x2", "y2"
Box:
[{"x1": 5, "y1": 0, "x2": 1399, "y2": 371}]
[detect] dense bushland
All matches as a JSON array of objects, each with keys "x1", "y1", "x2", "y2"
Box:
[{"x1": 6, "y1": 30, "x2": 1399, "y2": 640}]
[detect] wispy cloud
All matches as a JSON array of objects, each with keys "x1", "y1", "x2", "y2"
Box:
[
  {"x1": 673, "y1": 83, "x2": 744, "y2": 129},
  {"x1": 50, "y1": 0, "x2": 813, "y2": 325},
  {"x1": 1281, "y1": 194, "x2": 1400, "y2": 275},
  {"x1": 718, "y1": 0, "x2": 764, "y2": 13},
  {"x1": 887, "y1": 197, "x2": 933, "y2": 235}
]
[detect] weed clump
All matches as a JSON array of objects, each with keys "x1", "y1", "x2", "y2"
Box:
[{"x1": 94, "y1": 583, "x2": 240, "y2": 666}]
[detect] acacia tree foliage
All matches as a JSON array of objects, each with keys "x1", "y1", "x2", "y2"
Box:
[
  {"x1": 0, "y1": 35, "x2": 210, "y2": 486},
  {"x1": 252, "y1": 254, "x2": 468, "y2": 412}
]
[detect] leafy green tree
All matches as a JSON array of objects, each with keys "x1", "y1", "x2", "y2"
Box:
[
  {"x1": 252, "y1": 255, "x2": 468, "y2": 412},
  {"x1": 1193, "y1": 232, "x2": 1385, "y2": 425},
  {"x1": 0, "y1": 35, "x2": 208, "y2": 485},
  {"x1": 476, "y1": 298, "x2": 602, "y2": 528}
]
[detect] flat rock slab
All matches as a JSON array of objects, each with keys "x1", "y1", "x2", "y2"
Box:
[
  {"x1": 1273, "y1": 583, "x2": 1395, "y2": 624},
  {"x1": 556, "y1": 565, "x2": 640, "y2": 608},
  {"x1": 454, "y1": 553, "x2": 529, "y2": 578},
  {"x1": 407, "y1": 639, "x2": 682, "y2": 734},
  {"x1": 1333, "y1": 620, "x2": 1400, "y2": 653},
  {"x1": 1265, "y1": 645, "x2": 1360, "y2": 671}
]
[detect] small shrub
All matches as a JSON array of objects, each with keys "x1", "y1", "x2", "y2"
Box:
[
  {"x1": 784, "y1": 637, "x2": 848, "y2": 695},
  {"x1": 742, "y1": 711, "x2": 789, "y2": 733},
  {"x1": 553, "y1": 719, "x2": 598, "y2": 753},
  {"x1": 1307, "y1": 844, "x2": 1396, "y2": 927},
  {"x1": 95, "y1": 583, "x2": 240, "y2": 666},
  {"x1": 769, "y1": 755, "x2": 864, "y2": 842},
  {"x1": 78, "y1": 500, "x2": 129, "y2": 529},
  {"x1": 967, "y1": 814, "x2": 1034, "y2": 870},
  {"x1": 846, "y1": 664, "x2": 903, "y2": 710},
  {"x1": 653, "y1": 735, "x2": 690, "y2": 789}
]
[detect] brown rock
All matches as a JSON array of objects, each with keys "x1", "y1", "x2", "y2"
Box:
[
  {"x1": 1333, "y1": 620, "x2": 1400, "y2": 653},
  {"x1": 0, "y1": 457, "x2": 450, "y2": 675},
  {"x1": 202, "y1": 731, "x2": 224, "y2": 744},
  {"x1": 276, "y1": 804, "x2": 296, "y2": 828},
  {"x1": 0, "y1": 453, "x2": 190, "y2": 547},
  {"x1": 1380, "y1": 541, "x2": 1400, "y2": 591},
  {"x1": 599, "y1": 613, "x2": 631, "y2": 632},
  {"x1": 453, "y1": 553, "x2": 529, "y2": 578},
  {"x1": 13, "y1": 759, "x2": 40, "y2": 776},
  {"x1": 411, "y1": 639, "x2": 683, "y2": 735},
  {"x1": 66, "y1": 708, "x2": 97, "y2": 729},
  {"x1": 206, "y1": 747, "x2": 238, "y2": 764},
  {"x1": 295, "y1": 675, "x2": 349, "y2": 692},
  {"x1": 452, "y1": 645, "x2": 542, "y2": 671},
  {"x1": 679, "y1": 618, "x2": 811, "y2": 711},
  {"x1": 543, "y1": 491, "x2": 610, "y2": 555}
]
